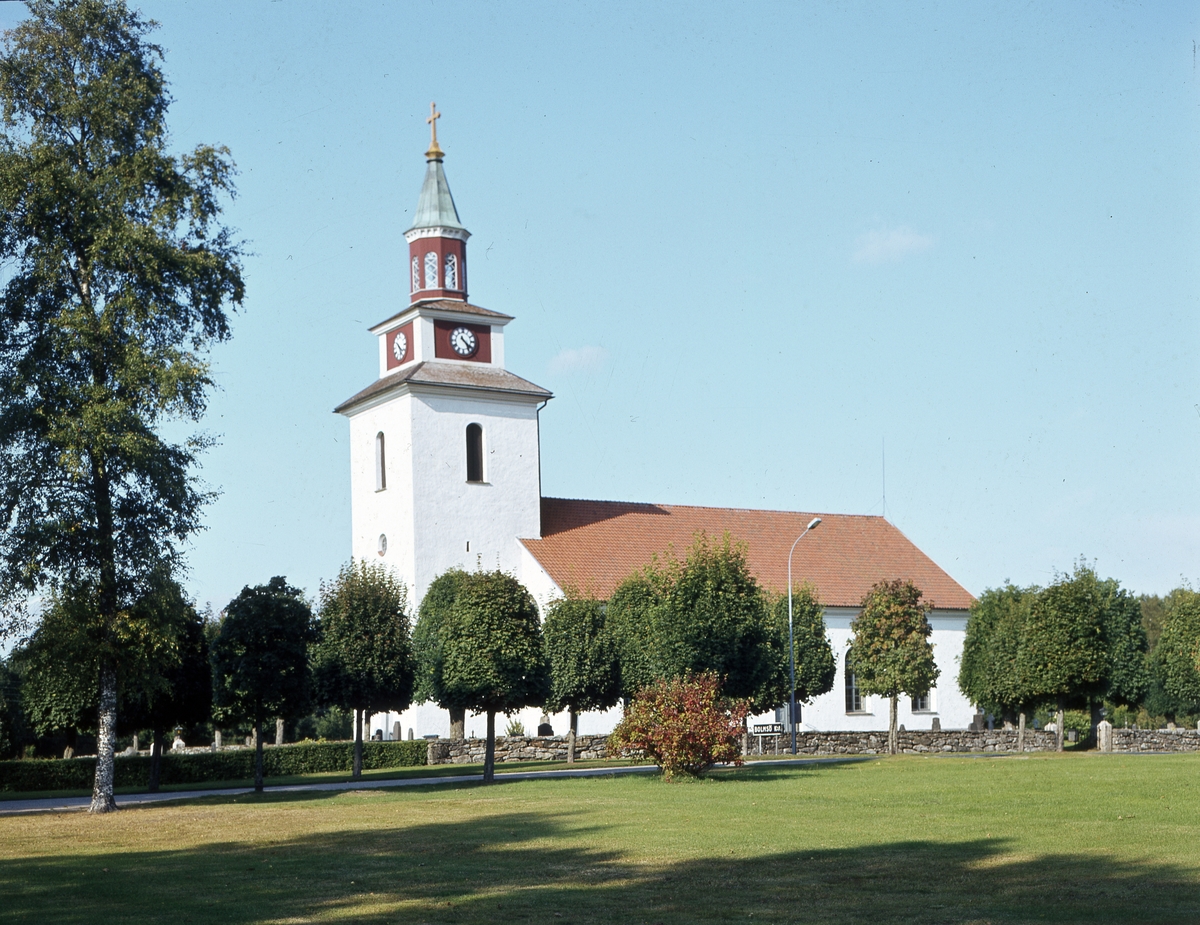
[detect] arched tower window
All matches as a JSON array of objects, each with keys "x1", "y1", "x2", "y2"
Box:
[
  {"x1": 844, "y1": 650, "x2": 863, "y2": 713},
  {"x1": 465, "y1": 423, "x2": 483, "y2": 483},
  {"x1": 375, "y1": 432, "x2": 386, "y2": 491},
  {"x1": 411, "y1": 256, "x2": 420, "y2": 293},
  {"x1": 444, "y1": 253, "x2": 458, "y2": 290},
  {"x1": 424, "y1": 251, "x2": 438, "y2": 289}
]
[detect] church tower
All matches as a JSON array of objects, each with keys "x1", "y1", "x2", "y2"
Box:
[{"x1": 335, "y1": 105, "x2": 551, "y2": 605}]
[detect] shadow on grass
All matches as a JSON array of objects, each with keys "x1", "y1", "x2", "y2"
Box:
[{"x1": 2, "y1": 799, "x2": 1196, "y2": 925}]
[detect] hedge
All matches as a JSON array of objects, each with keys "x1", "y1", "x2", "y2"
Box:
[{"x1": 0, "y1": 740, "x2": 428, "y2": 793}]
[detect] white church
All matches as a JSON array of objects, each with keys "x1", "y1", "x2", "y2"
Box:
[{"x1": 334, "y1": 111, "x2": 977, "y2": 741}]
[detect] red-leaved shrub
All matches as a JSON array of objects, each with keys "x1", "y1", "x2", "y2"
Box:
[{"x1": 608, "y1": 672, "x2": 748, "y2": 780}]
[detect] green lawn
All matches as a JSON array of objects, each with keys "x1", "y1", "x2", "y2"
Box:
[{"x1": 2, "y1": 753, "x2": 1197, "y2": 924}]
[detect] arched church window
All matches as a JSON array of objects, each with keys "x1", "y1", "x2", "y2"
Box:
[
  {"x1": 375, "y1": 432, "x2": 386, "y2": 491},
  {"x1": 465, "y1": 423, "x2": 483, "y2": 483},
  {"x1": 444, "y1": 253, "x2": 458, "y2": 290},
  {"x1": 411, "y1": 256, "x2": 420, "y2": 293},
  {"x1": 424, "y1": 251, "x2": 438, "y2": 289},
  {"x1": 845, "y1": 650, "x2": 863, "y2": 713}
]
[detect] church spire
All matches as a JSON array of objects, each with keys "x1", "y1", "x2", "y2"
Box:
[{"x1": 405, "y1": 103, "x2": 469, "y2": 303}]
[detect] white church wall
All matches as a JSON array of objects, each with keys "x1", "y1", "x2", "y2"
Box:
[
  {"x1": 752, "y1": 607, "x2": 974, "y2": 733},
  {"x1": 346, "y1": 392, "x2": 418, "y2": 593},
  {"x1": 407, "y1": 389, "x2": 542, "y2": 604}
]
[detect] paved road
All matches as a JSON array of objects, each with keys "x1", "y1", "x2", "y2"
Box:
[{"x1": 0, "y1": 756, "x2": 864, "y2": 815}]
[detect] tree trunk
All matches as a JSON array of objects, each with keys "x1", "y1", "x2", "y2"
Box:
[
  {"x1": 149, "y1": 726, "x2": 164, "y2": 792},
  {"x1": 1055, "y1": 698, "x2": 1065, "y2": 753},
  {"x1": 567, "y1": 708, "x2": 577, "y2": 764},
  {"x1": 888, "y1": 694, "x2": 898, "y2": 756},
  {"x1": 89, "y1": 660, "x2": 118, "y2": 813},
  {"x1": 353, "y1": 707, "x2": 363, "y2": 780},
  {"x1": 275, "y1": 717, "x2": 285, "y2": 747},
  {"x1": 254, "y1": 715, "x2": 265, "y2": 791},
  {"x1": 449, "y1": 707, "x2": 465, "y2": 741},
  {"x1": 483, "y1": 710, "x2": 496, "y2": 783},
  {"x1": 1017, "y1": 711, "x2": 1026, "y2": 754}
]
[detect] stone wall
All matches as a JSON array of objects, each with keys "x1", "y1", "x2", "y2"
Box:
[
  {"x1": 1109, "y1": 727, "x2": 1200, "y2": 753},
  {"x1": 424, "y1": 727, "x2": 1200, "y2": 765},
  {"x1": 426, "y1": 734, "x2": 609, "y2": 765}
]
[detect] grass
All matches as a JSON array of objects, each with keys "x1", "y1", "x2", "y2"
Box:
[
  {"x1": 1, "y1": 752, "x2": 1198, "y2": 924},
  {"x1": 0, "y1": 757, "x2": 627, "y2": 802}
]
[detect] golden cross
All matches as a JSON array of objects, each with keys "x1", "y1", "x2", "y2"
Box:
[{"x1": 425, "y1": 101, "x2": 444, "y2": 159}]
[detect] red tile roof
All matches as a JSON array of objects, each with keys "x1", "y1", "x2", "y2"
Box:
[{"x1": 520, "y1": 498, "x2": 974, "y2": 611}]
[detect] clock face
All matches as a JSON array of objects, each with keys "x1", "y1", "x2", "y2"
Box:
[
  {"x1": 392, "y1": 332, "x2": 407, "y2": 363},
  {"x1": 450, "y1": 326, "x2": 478, "y2": 357}
]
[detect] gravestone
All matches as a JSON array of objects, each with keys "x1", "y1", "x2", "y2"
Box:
[
  {"x1": 931, "y1": 717, "x2": 941, "y2": 732},
  {"x1": 1097, "y1": 719, "x2": 1113, "y2": 753},
  {"x1": 391, "y1": 721, "x2": 401, "y2": 741},
  {"x1": 407, "y1": 728, "x2": 414, "y2": 740},
  {"x1": 214, "y1": 729, "x2": 222, "y2": 748}
]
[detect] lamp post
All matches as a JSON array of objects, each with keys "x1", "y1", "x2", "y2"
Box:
[{"x1": 787, "y1": 517, "x2": 822, "y2": 755}]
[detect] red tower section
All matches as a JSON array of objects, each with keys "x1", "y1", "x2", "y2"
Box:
[{"x1": 405, "y1": 106, "x2": 470, "y2": 304}]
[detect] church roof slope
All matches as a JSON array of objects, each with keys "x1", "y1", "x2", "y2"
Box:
[
  {"x1": 335, "y1": 361, "x2": 551, "y2": 414},
  {"x1": 520, "y1": 498, "x2": 974, "y2": 611}
]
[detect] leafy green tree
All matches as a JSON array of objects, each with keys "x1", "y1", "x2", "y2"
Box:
[
  {"x1": 412, "y1": 568, "x2": 469, "y2": 740},
  {"x1": 122, "y1": 607, "x2": 211, "y2": 791},
  {"x1": 605, "y1": 534, "x2": 781, "y2": 714},
  {"x1": 1155, "y1": 589, "x2": 1200, "y2": 716},
  {"x1": 15, "y1": 575, "x2": 188, "y2": 759},
  {"x1": 959, "y1": 584, "x2": 1040, "y2": 742},
  {"x1": 543, "y1": 591, "x2": 619, "y2": 760},
  {"x1": 0, "y1": 656, "x2": 28, "y2": 759},
  {"x1": 1020, "y1": 564, "x2": 1148, "y2": 750},
  {"x1": 212, "y1": 578, "x2": 314, "y2": 791},
  {"x1": 439, "y1": 570, "x2": 548, "y2": 783},
  {"x1": 605, "y1": 570, "x2": 663, "y2": 702},
  {"x1": 850, "y1": 579, "x2": 939, "y2": 755},
  {"x1": 312, "y1": 560, "x2": 414, "y2": 779},
  {"x1": 0, "y1": 0, "x2": 244, "y2": 812},
  {"x1": 763, "y1": 584, "x2": 836, "y2": 717}
]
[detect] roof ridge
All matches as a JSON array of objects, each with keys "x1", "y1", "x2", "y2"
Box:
[{"x1": 540, "y1": 496, "x2": 888, "y2": 521}]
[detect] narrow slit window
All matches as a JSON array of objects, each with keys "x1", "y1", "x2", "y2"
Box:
[
  {"x1": 375, "y1": 432, "x2": 386, "y2": 491},
  {"x1": 411, "y1": 256, "x2": 420, "y2": 293},
  {"x1": 444, "y1": 253, "x2": 458, "y2": 290},
  {"x1": 465, "y1": 423, "x2": 483, "y2": 483},
  {"x1": 424, "y1": 251, "x2": 438, "y2": 289},
  {"x1": 845, "y1": 650, "x2": 862, "y2": 713}
]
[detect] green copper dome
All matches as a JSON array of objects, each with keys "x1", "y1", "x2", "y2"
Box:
[{"x1": 408, "y1": 158, "x2": 467, "y2": 233}]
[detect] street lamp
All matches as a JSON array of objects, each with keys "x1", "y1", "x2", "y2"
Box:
[{"x1": 787, "y1": 516, "x2": 822, "y2": 755}]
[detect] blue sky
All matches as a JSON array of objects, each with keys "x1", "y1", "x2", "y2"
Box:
[{"x1": 3, "y1": 1, "x2": 1196, "y2": 612}]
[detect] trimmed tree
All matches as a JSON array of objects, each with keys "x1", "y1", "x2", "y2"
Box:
[
  {"x1": 1155, "y1": 589, "x2": 1200, "y2": 716},
  {"x1": 849, "y1": 579, "x2": 939, "y2": 755},
  {"x1": 312, "y1": 560, "x2": 414, "y2": 778},
  {"x1": 762, "y1": 584, "x2": 836, "y2": 719},
  {"x1": 1020, "y1": 564, "x2": 1148, "y2": 751},
  {"x1": 412, "y1": 568, "x2": 469, "y2": 740},
  {"x1": 123, "y1": 607, "x2": 212, "y2": 791},
  {"x1": 212, "y1": 577, "x2": 315, "y2": 791},
  {"x1": 439, "y1": 571, "x2": 548, "y2": 783},
  {"x1": 606, "y1": 534, "x2": 780, "y2": 710},
  {"x1": 0, "y1": 0, "x2": 244, "y2": 812},
  {"x1": 16, "y1": 575, "x2": 190, "y2": 760},
  {"x1": 605, "y1": 569, "x2": 663, "y2": 703},
  {"x1": 958, "y1": 584, "x2": 1040, "y2": 748},
  {"x1": 543, "y1": 591, "x2": 620, "y2": 762}
]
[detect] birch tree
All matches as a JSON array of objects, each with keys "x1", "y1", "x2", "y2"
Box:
[{"x1": 0, "y1": 0, "x2": 243, "y2": 811}]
